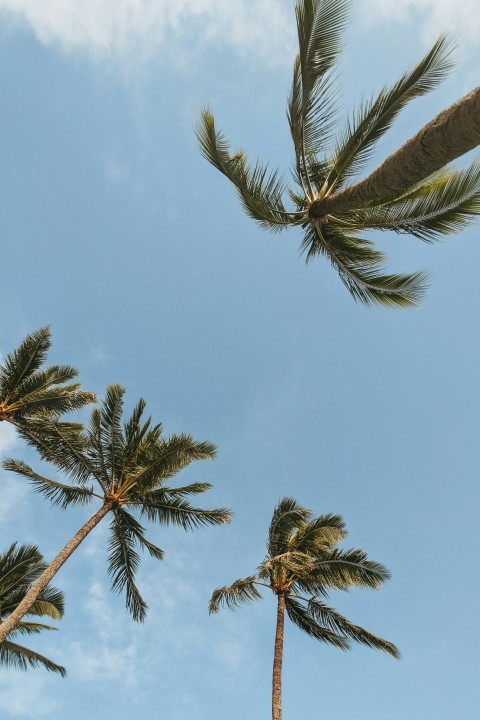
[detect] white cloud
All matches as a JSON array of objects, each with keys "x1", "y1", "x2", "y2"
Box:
[
  {"x1": 0, "y1": 0, "x2": 295, "y2": 70},
  {"x1": 0, "y1": 479, "x2": 27, "y2": 524}
]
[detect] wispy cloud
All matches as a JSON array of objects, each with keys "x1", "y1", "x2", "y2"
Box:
[
  {"x1": 0, "y1": 674, "x2": 60, "y2": 716},
  {"x1": 0, "y1": 0, "x2": 294, "y2": 70},
  {"x1": 0, "y1": 423, "x2": 18, "y2": 454},
  {"x1": 361, "y1": 0, "x2": 480, "y2": 62}
]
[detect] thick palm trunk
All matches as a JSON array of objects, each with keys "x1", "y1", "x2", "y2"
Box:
[
  {"x1": 0, "y1": 501, "x2": 113, "y2": 643},
  {"x1": 272, "y1": 593, "x2": 285, "y2": 720},
  {"x1": 310, "y1": 86, "x2": 480, "y2": 218}
]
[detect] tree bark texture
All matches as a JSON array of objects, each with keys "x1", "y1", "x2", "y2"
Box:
[
  {"x1": 310, "y1": 86, "x2": 480, "y2": 218},
  {"x1": 0, "y1": 501, "x2": 114, "y2": 643},
  {"x1": 272, "y1": 593, "x2": 285, "y2": 720}
]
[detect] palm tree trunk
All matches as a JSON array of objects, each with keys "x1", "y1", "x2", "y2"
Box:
[
  {"x1": 310, "y1": 86, "x2": 480, "y2": 218},
  {"x1": 0, "y1": 501, "x2": 114, "y2": 643},
  {"x1": 272, "y1": 593, "x2": 286, "y2": 720}
]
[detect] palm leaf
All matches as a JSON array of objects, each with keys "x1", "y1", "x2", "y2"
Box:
[
  {"x1": 107, "y1": 511, "x2": 147, "y2": 622},
  {"x1": 289, "y1": 514, "x2": 347, "y2": 553},
  {"x1": 0, "y1": 327, "x2": 51, "y2": 400},
  {"x1": 139, "y1": 492, "x2": 231, "y2": 530},
  {"x1": 209, "y1": 576, "x2": 262, "y2": 614},
  {"x1": 2, "y1": 459, "x2": 95, "y2": 509},
  {"x1": 329, "y1": 35, "x2": 455, "y2": 190},
  {"x1": 301, "y1": 548, "x2": 391, "y2": 594},
  {"x1": 0, "y1": 640, "x2": 66, "y2": 675},
  {"x1": 268, "y1": 497, "x2": 312, "y2": 558},
  {"x1": 285, "y1": 597, "x2": 350, "y2": 648}
]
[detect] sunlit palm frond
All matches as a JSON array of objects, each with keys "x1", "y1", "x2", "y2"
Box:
[
  {"x1": 288, "y1": 514, "x2": 347, "y2": 553},
  {"x1": 268, "y1": 497, "x2": 313, "y2": 558},
  {"x1": 0, "y1": 327, "x2": 51, "y2": 400},
  {"x1": 98, "y1": 384, "x2": 125, "y2": 478},
  {"x1": 329, "y1": 34, "x2": 455, "y2": 190},
  {"x1": 209, "y1": 576, "x2": 263, "y2": 614},
  {"x1": 308, "y1": 548, "x2": 391, "y2": 592},
  {"x1": 354, "y1": 159, "x2": 480, "y2": 241}
]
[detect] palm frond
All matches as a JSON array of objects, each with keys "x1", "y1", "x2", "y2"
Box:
[
  {"x1": 302, "y1": 223, "x2": 427, "y2": 307},
  {"x1": 288, "y1": 514, "x2": 346, "y2": 553},
  {"x1": 0, "y1": 640, "x2": 66, "y2": 676},
  {"x1": 353, "y1": 159, "x2": 480, "y2": 241},
  {"x1": 0, "y1": 327, "x2": 51, "y2": 400},
  {"x1": 114, "y1": 508, "x2": 164, "y2": 561},
  {"x1": 305, "y1": 548, "x2": 391, "y2": 593},
  {"x1": 107, "y1": 511, "x2": 147, "y2": 622},
  {"x1": 329, "y1": 35, "x2": 455, "y2": 189},
  {"x1": 209, "y1": 576, "x2": 262, "y2": 614},
  {"x1": 140, "y1": 492, "x2": 231, "y2": 531},
  {"x1": 307, "y1": 598, "x2": 400, "y2": 658},
  {"x1": 98, "y1": 384, "x2": 125, "y2": 480},
  {"x1": 285, "y1": 597, "x2": 350, "y2": 648},
  {"x1": 2, "y1": 459, "x2": 94, "y2": 509},
  {"x1": 196, "y1": 110, "x2": 292, "y2": 231},
  {"x1": 267, "y1": 497, "x2": 312, "y2": 558}
]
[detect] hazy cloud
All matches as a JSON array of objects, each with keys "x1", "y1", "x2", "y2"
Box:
[
  {"x1": 0, "y1": 0, "x2": 294, "y2": 70},
  {"x1": 0, "y1": 423, "x2": 18, "y2": 454}
]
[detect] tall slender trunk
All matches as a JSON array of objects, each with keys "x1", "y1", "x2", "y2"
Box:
[
  {"x1": 310, "y1": 86, "x2": 480, "y2": 218},
  {"x1": 272, "y1": 593, "x2": 285, "y2": 720},
  {"x1": 0, "y1": 501, "x2": 114, "y2": 643}
]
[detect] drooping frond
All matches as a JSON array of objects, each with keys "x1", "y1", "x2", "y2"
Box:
[
  {"x1": 329, "y1": 35, "x2": 455, "y2": 190},
  {"x1": 307, "y1": 598, "x2": 400, "y2": 658},
  {"x1": 107, "y1": 510, "x2": 147, "y2": 622},
  {"x1": 267, "y1": 497, "x2": 313, "y2": 558},
  {"x1": 353, "y1": 159, "x2": 480, "y2": 241},
  {"x1": 0, "y1": 640, "x2": 66, "y2": 676},
  {"x1": 285, "y1": 597, "x2": 350, "y2": 649},
  {"x1": 113, "y1": 508, "x2": 164, "y2": 561},
  {"x1": 3, "y1": 459, "x2": 95, "y2": 509},
  {"x1": 208, "y1": 576, "x2": 263, "y2": 614},
  {"x1": 196, "y1": 110, "x2": 292, "y2": 231},
  {"x1": 302, "y1": 223, "x2": 427, "y2": 307}
]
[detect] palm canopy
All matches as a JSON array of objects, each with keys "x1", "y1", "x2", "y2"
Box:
[
  {"x1": 209, "y1": 496, "x2": 399, "y2": 657},
  {"x1": 197, "y1": 0, "x2": 480, "y2": 307},
  {"x1": 0, "y1": 327, "x2": 95, "y2": 450},
  {"x1": 3, "y1": 384, "x2": 231, "y2": 624},
  {"x1": 0, "y1": 543, "x2": 66, "y2": 676}
]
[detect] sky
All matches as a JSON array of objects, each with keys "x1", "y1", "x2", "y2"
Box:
[{"x1": 0, "y1": 0, "x2": 479, "y2": 718}]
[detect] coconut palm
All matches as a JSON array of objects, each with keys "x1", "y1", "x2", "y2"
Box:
[
  {"x1": 209, "y1": 497, "x2": 399, "y2": 720},
  {"x1": 197, "y1": 0, "x2": 480, "y2": 307},
  {"x1": 0, "y1": 543, "x2": 65, "y2": 675},
  {"x1": 0, "y1": 326, "x2": 95, "y2": 452},
  {"x1": 0, "y1": 384, "x2": 231, "y2": 642}
]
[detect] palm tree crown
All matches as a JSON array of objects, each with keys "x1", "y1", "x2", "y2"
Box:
[
  {"x1": 0, "y1": 327, "x2": 95, "y2": 451},
  {"x1": 0, "y1": 543, "x2": 65, "y2": 676},
  {"x1": 210, "y1": 497, "x2": 398, "y2": 720},
  {"x1": 0, "y1": 385, "x2": 231, "y2": 640},
  {"x1": 197, "y1": 0, "x2": 480, "y2": 307}
]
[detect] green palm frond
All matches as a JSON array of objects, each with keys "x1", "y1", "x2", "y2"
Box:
[
  {"x1": 0, "y1": 640, "x2": 66, "y2": 676},
  {"x1": 302, "y1": 223, "x2": 427, "y2": 307},
  {"x1": 285, "y1": 597, "x2": 350, "y2": 648},
  {"x1": 0, "y1": 327, "x2": 51, "y2": 399},
  {"x1": 288, "y1": 514, "x2": 347, "y2": 553},
  {"x1": 98, "y1": 384, "x2": 125, "y2": 478},
  {"x1": 209, "y1": 576, "x2": 263, "y2": 614},
  {"x1": 268, "y1": 497, "x2": 313, "y2": 558},
  {"x1": 307, "y1": 598, "x2": 400, "y2": 657},
  {"x1": 108, "y1": 511, "x2": 147, "y2": 622},
  {"x1": 354, "y1": 159, "x2": 480, "y2": 241},
  {"x1": 329, "y1": 35, "x2": 455, "y2": 191},
  {"x1": 114, "y1": 508, "x2": 164, "y2": 561},
  {"x1": 140, "y1": 492, "x2": 231, "y2": 530},
  {"x1": 303, "y1": 548, "x2": 391, "y2": 594},
  {"x1": 2, "y1": 459, "x2": 95, "y2": 509},
  {"x1": 196, "y1": 110, "x2": 292, "y2": 231}
]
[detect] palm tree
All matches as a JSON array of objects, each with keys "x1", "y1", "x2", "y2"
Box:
[
  {"x1": 0, "y1": 384, "x2": 231, "y2": 642},
  {"x1": 209, "y1": 497, "x2": 399, "y2": 720},
  {"x1": 0, "y1": 326, "x2": 95, "y2": 452},
  {"x1": 197, "y1": 0, "x2": 480, "y2": 307},
  {"x1": 0, "y1": 543, "x2": 65, "y2": 676}
]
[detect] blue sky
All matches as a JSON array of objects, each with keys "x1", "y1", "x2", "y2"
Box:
[{"x1": 0, "y1": 1, "x2": 479, "y2": 718}]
